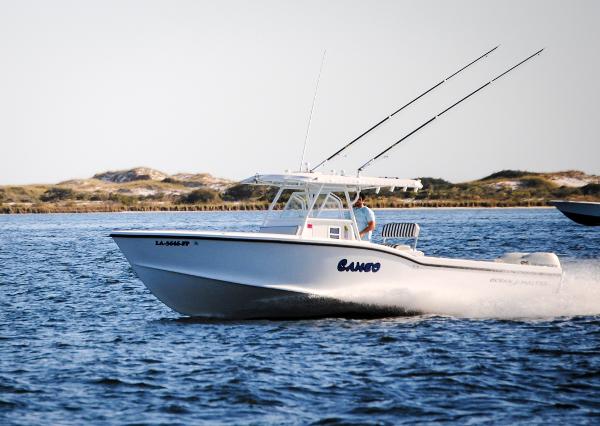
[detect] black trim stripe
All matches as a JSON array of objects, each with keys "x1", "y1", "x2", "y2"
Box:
[{"x1": 110, "y1": 233, "x2": 560, "y2": 276}]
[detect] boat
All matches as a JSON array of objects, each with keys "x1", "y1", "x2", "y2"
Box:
[
  {"x1": 550, "y1": 200, "x2": 600, "y2": 226},
  {"x1": 111, "y1": 47, "x2": 561, "y2": 319},
  {"x1": 111, "y1": 172, "x2": 563, "y2": 319}
]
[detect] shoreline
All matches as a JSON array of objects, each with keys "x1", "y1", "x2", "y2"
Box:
[{"x1": 0, "y1": 203, "x2": 557, "y2": 215}]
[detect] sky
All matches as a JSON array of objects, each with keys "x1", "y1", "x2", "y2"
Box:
[{"x1": 1, "y1": 0, "x2": 599, "y2": 185}]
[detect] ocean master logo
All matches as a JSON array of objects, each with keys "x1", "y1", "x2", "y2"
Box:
[{"x1": 337, "y1": 259, "x2": 381, "y2": 273}]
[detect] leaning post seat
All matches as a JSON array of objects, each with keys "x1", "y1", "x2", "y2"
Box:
[{"x1": 380, "y1": 222, "x2": 420, "y2": 250}]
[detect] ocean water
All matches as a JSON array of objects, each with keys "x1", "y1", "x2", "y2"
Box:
[{"x1": 1, "y1": 208, "x2": 599, "y2": 425}]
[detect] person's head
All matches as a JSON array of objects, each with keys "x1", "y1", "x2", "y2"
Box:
[{"x1": 354, "y1": 194, "x2": 366, "y2": 208}]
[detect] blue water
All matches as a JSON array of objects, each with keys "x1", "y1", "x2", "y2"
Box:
[{"x1": 1, "y1": 209, "x2": 599, "y2": 424}]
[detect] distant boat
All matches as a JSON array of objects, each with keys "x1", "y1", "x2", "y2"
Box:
[{"x1": 551, "y1": 201, "x2": 600, "y2": 226}]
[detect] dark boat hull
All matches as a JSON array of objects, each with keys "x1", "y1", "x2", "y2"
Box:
[
  {"x1": 560, "y1": 211, "x2": 600, "y2": 226},
  {"x1": 551, "y1": 201, "x2": 600, "y2": 226}
]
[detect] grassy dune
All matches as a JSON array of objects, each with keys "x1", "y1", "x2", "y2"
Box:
[{"x1": 1, "y1": 168, "x2": 598, "y2": 214}]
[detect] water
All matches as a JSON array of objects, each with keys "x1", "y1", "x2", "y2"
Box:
[{"x1": 1, "y1": 208, "x2": 599, "y2": 424}]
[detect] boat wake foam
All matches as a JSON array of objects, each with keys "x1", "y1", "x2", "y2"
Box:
[{"x1": 324, "y1": 260, "x2": 600, "y2": 319}]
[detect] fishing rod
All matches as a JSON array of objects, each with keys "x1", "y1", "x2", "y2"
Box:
[
  {"x1": 357, "y1": 48, "x2": 544, "y2": 174},
  {"x1": 310, "y1": 45, "x2": 499, "y2": 172}
]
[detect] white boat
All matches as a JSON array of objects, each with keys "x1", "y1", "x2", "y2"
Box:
[
  {"x1": 111, "y1": 172, "x2": 563, "y2": 319},
  {"x1": 551, "y1": 200, "x2": 600, "y2": 226},
  {"x1": 112, "y1": 47, "x2": 559, "y2": 319}
]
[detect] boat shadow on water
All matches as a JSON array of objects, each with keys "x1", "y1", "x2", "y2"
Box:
[{"x1": 156, "y1": 296, "x2": 421, "y2": 323}]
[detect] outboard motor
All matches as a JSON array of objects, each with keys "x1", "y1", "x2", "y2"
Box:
[{"x1": 495, "y1": 252, "x2": 561, "y2": 268}]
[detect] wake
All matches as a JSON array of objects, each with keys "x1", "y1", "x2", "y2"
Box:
[{"x1": 329, "y1": 260, "x2": 600, "y2": 319}]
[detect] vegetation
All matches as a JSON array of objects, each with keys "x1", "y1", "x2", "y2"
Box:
[
  {"x1": 1, "y1": 168, "x2": 598, "y2": 214},
  {"x1": 179, "y1": 188, "x2": 220, "y2": 204},
  {"x1": 40, "y1": 187, "x2": 75, "y2": 202},
  {"x1": 480, "y1": 170, "x2": 535, "y2": 180},
  {"x1": 582, "y1": 183, "x2": 600, "y2": 196}
]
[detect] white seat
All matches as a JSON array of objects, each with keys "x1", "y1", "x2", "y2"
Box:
[
  {"x1": 383, "y1": 243, "x2": 424, "y2": 256},
  {"x1": 380, "y1": 222, "x2": 420, "y2": 250},
  {"x1": 384, "y1": 243, "x2": 412, "y2": 250}
]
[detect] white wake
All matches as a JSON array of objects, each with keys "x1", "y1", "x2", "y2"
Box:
[{"x1": 327, "y1": 260, "x2": 600, "y2": 319}]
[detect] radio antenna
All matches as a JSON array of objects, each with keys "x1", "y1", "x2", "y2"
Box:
[
  {"x1": 299, "y1": 50, "x2": 327, "y2": 172},
  {"x1": 357, "y1": 48, "x2": 544, "y2": 174},
  {"x1": 311, "y1": 45, "x2": 499, "y2": 172}
]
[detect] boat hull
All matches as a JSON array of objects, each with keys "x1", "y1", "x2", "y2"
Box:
[
  {"x1": 111, "y1": 231, "x2": 563, "y2": 319},
  {"x1": 551, "y1": 201, "x2": 600, "y2": 226},
  {"x1": 132, "y1": 264, "x2": 411, "y2": 318}
]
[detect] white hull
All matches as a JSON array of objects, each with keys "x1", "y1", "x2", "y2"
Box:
[{"x1": 111, "y1": 230, "x2": 563, "y2": 319}]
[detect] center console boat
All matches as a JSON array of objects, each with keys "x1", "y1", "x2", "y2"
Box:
[
  {"x1": 111, "y1": 46, "x2": 559, "y2": 318},
  {"x1": 111, "y1": 172, "x2": 562, "y2": 319}
]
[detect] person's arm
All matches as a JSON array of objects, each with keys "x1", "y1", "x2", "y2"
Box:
[{"x1": 359, "y1": 221, "x2": 375, "y2": 238}]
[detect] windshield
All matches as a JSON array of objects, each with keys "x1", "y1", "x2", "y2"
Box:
[{"x1": 309, "y1": 192, "x2": 344, "y2": 219}]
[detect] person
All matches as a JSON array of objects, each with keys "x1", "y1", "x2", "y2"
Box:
[{"x1": 353, "y1": 194, "x2": 376, "y2": 241}]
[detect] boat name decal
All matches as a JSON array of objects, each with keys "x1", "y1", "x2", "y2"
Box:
[
  {"x1": 155, "y1": 240, "x2": 190, "y2": 247},
  {"x1": 337, "y1": 259, "x2": 380, "y2": 273}
]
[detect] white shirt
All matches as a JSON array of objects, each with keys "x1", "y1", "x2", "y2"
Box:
[{"x1": 353, "y1": 206, "x2": 375, "y2": 241}]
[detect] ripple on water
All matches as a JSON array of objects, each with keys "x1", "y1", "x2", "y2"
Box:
[{"x1": 0, "y1": 210, "x2": 599, "y2": 425}]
